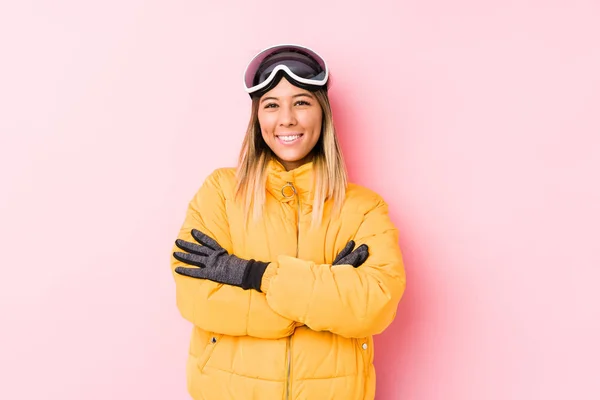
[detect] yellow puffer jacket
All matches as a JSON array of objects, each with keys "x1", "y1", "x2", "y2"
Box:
[{"x1": 171, "y1": 160, "x2": 406, "y2": 400}]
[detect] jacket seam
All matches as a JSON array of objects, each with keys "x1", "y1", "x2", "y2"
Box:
[
  {"x1": 297, "y1": 374, "x2": 359, "y2": 381},
  {"x1": 202, "y1": 366, "x2": 360, "y2": 382},
  {"x1": 202, "y1": 366, "x2": 285, "y2": 383}
]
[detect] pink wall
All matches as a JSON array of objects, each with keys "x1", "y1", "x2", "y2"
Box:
[{"x1": 1, "y1": 1, "x2": 599, "y2": 399}]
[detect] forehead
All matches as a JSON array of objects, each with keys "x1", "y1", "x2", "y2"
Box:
[{"x1": 260, "y1": 78, "x2": 312, "y2": 99}]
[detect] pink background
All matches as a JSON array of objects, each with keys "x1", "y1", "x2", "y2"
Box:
[{"x1": 1, "y1": 1, "x2": 599, "y2": 399}]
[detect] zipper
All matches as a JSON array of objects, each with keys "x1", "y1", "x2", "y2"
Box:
[
  {"x1": 286, "y1": 334, "x2": 294, "y2": 399},
  {"x1": 284, "y1": 181, "x2": 300, "y2": 400},
  {"x1": 295, "y1": 187, "x2": 301, "y2": 258}
]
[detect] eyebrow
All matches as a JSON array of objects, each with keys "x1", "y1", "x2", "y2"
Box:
[{"x1": 260, "y1": 93, "x2": 314, "y2": 104}]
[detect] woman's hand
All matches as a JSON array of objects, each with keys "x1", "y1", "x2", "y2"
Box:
[
  {"x1": 173, "y1": 229, "x2": 268, "y2": 292},
  {"x1": 332, "y1": 241, "x2": 369, "y2": 268}
]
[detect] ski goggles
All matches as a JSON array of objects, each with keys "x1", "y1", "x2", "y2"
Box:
[{"x1": 243, "y1": 44, "x2": 329, "y2": 98}]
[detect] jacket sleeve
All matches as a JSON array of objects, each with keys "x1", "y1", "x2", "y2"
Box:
[
  {"x1": 170, "y1": 169, "x2": 296, "y2": 339},
  {"x1": 260, "y1": 196, "x2": 406, "y2": 338}
]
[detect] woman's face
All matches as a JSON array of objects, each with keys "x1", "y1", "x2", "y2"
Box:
[{"x1": 258, "y1": 77, "x2": 322, "y2": 171}]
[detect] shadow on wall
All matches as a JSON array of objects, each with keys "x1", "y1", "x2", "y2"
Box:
[{"x1": 330, "y1": 87, "x2": 431, "y2": 398}]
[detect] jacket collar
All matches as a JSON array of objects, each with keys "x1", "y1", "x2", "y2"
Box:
[{"x1": 265, "y1": 159, "x2": 314, "y2": 205}]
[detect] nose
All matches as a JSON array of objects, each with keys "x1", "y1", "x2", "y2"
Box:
[{"x1": 278, "y1": 104, "x2": 297, "y2": 127}]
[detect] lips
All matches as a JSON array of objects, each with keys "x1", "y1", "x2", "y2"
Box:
[{"x1": 276, "y1": 133, "x2": 304, "y2": 144}]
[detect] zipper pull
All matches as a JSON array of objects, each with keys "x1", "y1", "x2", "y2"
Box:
[{"x1": 281, "y1": 182, "x2": 296, "y2": 199}]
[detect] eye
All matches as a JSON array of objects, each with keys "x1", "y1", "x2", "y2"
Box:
[
  {"x1": 264, "y1": 103, "x2": 278, "y2": 109},
  {"x1": 295, "y1": 100, "x2": 311, "y2": 106}
]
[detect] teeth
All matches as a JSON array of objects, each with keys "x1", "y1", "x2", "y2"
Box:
[{"x1": 279, "y1": 134, "x2": 301, "y2": 142}]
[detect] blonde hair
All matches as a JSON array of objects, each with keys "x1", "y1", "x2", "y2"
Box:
[{"x1": 235, "y1": 89, "x2": 347, "y2": 229}]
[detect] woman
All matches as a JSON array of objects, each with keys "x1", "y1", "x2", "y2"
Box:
[{"x1": 170, "y1": 44, "x2": 406, "y2": 400}]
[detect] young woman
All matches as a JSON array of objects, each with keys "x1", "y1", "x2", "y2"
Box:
[{"x1": 170, "y1": 44, "x2": 406, "y2": 400}]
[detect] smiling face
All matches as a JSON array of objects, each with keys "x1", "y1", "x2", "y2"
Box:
[{"x1": 257, "y1": 77, "x2": 323, "y2": 171}]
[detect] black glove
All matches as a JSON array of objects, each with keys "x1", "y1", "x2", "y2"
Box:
[
  {"x1": 173, "y1": 229, "x2": 268, "y2": 292},
  {"x1": 332, "y1": 240, "x2": 369, "y2": 268}
]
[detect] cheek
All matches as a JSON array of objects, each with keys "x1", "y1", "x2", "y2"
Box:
[
  {"x1": 306, "y1": 111, "x2": 323, "y2": 135},
  {"x1": 258, "y1": 113, "x2": 276, "y2": 136}
]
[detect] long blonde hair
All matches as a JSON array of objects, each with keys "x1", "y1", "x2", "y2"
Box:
[{"x1": 235, "y1": 89, "x2": 347, "y2": 229}]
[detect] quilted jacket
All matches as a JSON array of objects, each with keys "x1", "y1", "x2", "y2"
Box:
[{"x1": 170, "y1": 160, "x2": 406, "y2": 399}]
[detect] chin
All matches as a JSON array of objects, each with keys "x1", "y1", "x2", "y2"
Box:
[{"x1": 276, "y1": 152, "x2": 310, "y2": 163}]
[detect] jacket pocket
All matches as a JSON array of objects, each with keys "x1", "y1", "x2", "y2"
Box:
[{"x1": 196, "y1": 332, "x2": 222, "y2": 372}]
